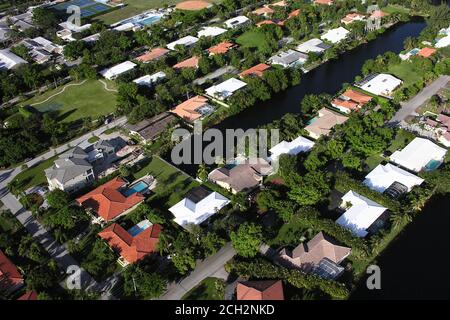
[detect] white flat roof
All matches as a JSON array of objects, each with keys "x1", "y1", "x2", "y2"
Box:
[
  {"x1": 359, "y1": 73, "x2": 402, "y2": 96},
  {"x1": 390, "y1": 137, "x2": 447, "y2": 172},
  {"x1": 167, "y1": 35, "x2": 199, "y2": 50},
  {"x1": 0, "y1": 49, "x2": 27, "y2": 69},
  {"x1": 113, "y1": 22, "x2": 135, "y2": 31},
  {"x1": 321, "y1": 27, "x2": 350, "y2": 44},
  {"x1": 205, "y1": 78, "x2": 247, "y2": 100},
  {"x1": 436, "y1": 35, "x2": 450, "y2": 48},
  {"x1": 100, "y1": 61, "x2": 137, "y2": 80},
  {"x1": 197, "y1": 26, "x2": 227, "y2": 38},
  {"x1": 296, "y1": 38, "x2": 328, "y2": 53},
  {"x1": 133, "y1": 71, "x2": 166, "y2": 86},
  {"x1": 336, "y1": 191, "x2": 387, "y2": 238},
  {"x1": 169, "y1": 191, "x2": 230, "y2": 226},
  {"x1": 269, "y1": 136, "x2": 315, "y2": 162},
  {"x1": 363, "y1": 163, "x2": 424, "y2": 193},
  {"x1": 224, "y1": 16, "x2": 250, "y2": 29}
]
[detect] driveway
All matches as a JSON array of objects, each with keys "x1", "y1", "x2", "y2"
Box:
[
  {"x1": 159, "y1": 242, "x2": 236, "y2": 300},
  {"x1": 388, "y1": 75, "x2": 450, "y2": 125}
]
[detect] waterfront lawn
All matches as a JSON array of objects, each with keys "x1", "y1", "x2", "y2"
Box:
[
  {"x1": 364, "y1": 154, "x2": 384, "y2": 171},
  {"x1": 23, "y1": 80, "x2": 117, "y2": 124},
  {"x1": 387, "y1": 61, "x2": 423, "y2": 87},
  {"x1": 382, "y1": 5, "x2": 411, "y2": 15},
  {"x1": 182, "y1": 277, "x2": 225, "y2": 300},
  {"x1": 236, "y1": 29, "x2": 271, "y2": 52},
  {"x1": 12, "y1": 156, "x2": 57, "y2": 191},
  {"x1": 387, "y1": 129, "x2": 415, "y2": 154},
  {"x1": 133, "y1": 157, "x2": 199, "y2": 207}
]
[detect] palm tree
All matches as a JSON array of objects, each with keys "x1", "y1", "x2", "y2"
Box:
[{"x1": 390, "y1": 212, "x2": 412, "y2": 231}]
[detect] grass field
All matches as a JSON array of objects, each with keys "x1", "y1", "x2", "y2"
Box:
[
  {"x1": 23, "y1": 80, "x2": 117, "y2": 123},
  {"x1": 133, "y1": 157, "x2": 199, "y2": 206},
  {"x1": 382, "y1": 5, "x2": 411, "y2": 15},
  {"x1": 12, "y1": 156, "x2": 57, "y2": 191},
  {"x1": 182, "y1": 277, "x2": 225, "y2": 300},
  {"x1": 236, "y1": 29, "x2": 270, "y2": 52},
  {"x1": 388, "y1": 61, "x2": 423, "y2": 87}
]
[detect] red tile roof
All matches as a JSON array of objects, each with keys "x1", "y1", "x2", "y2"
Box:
[
  {"x1": 256, "y1": 20, "x2": 276, "y2": 27},
  {"x1": 332, "y1": 98, "x2": 360, "y2": 111},
  {"x1": 239, "y1": 63, "x2": 271, "y2": 78},
  {"x1": 315, "y1": 0, "x2": 334, "y2": 5},
  {"x1": 252, "y1": 6, "x2": 275, "y2": 16},
  {"x1": 207, "y1": 42, "x2": 235, "y2": 55},
  {"x1": 370, "y1": 10, "x2": 388, "y2": 19},
  {"x1": 18, "y1": 291, "x2": 38, "y2": 300},
  {"x1": 76, "y1": 177, "x2": 145, "y2": 222},
  {"x1": 173, "y1": 56, "x2": 200, "y2": 69},
  {"x1": 0, "y1": 249, "x2": 23, "y2": 292},
  {"x1": 288, "y1": 9, "x2": 301, "y2": 19},
  {"x1": 98, "y1": 222, "x2": 162, "y2": 264},
  {"x1": 418, "y1": 47, "x2": 437, "y2": 58},
  {"x1": 136, "y1": 47, "x2": 169, "y2": 63},
  {"x1": 171, "y1": 95, "x2": 209, "y2": 122},
  {"x1": 236, "y1": 280, "x2": 284, "y2": 300},
  {"x1": 341, "y1": 89, "x2": 373, "y2": 105}
]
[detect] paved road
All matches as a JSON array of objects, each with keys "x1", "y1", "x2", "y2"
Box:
[
  {"x1": 159, "y1": 242, "x2": 236, "y2": 300},
  {"x1": 388, "y1": 75, "x2": 450, "y2": 125}
]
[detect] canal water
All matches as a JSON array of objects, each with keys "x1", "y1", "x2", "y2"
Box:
[{"x1": 351, "y1": 195, "x2": 450, "y2": 300}]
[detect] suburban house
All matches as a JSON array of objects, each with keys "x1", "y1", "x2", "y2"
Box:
[
  {"x1": 173, "y1": 56, "x2": 200, "y2": 69},
  {"x1": 341, "y1": 13, "x2": 366, "y2": 25},
  {"x1": 390, "y1": 137, "x2": 447, "y2": 173},
  {"x1": 17, "y1": 291, "x2": 38, "y2": 300},
  {"x1": 224, "y1": 16, "x2": 251, "y2": 29},
  {"x1": 321, "y1": 27, "x2": 350, "y2": 44},
  {"x1": 370, "y1": 10, "x2": 388, "y2": 20},
  {"x1": 424, "y1": 112, "x2": 450, "y2": 147},
  {"x1": 208, "y1": 158, "x2": 273, "y2": 194},
  {"x1": 125, "y1": 112, "x2": 176, "y2": 142},
  {"x1": 356, "y1": 73, "x2": 403, "y2": 97},
  {"x1": 0, "y1": 49, "x2": 27, "y2": 70},
  {"x1": 251, "y1": 6, "x2": 274, "y2": 17},
  {"x1": 167, "y1": 35, "x2": 199, "y2": 50},
  {"x1": 100, "y1": 61, "x2": 137, "y2": 80},
  {"x1": 76, "y1": 177, "x2": 145, "y2": 223},
  {"x1": 363, "y1": 163, "x2": 424, "y2": 197},
  {"x1": 268, "y1": 49, "x2": 308, "y2": 68},
  {"x1": 171, "y1": 95, "x2": 214, "y2": 122},
  {"x1": 295, "y1": 38, "x2": 330, "y2": 54},
  {"x1": 314, "y1": 0, "x2": 334, "y2": 5},
  {"x1": 417, "y1": 47, "x2": 437, "y2": 58},
  {"x1": 133, "y1": 71, "x2": 166, "y2": 87},
  {"x1": 268, "y1": 135, "x2": 315, "y2": 162},
  {"x1": 336, "y1": 191, "x2": 388, "y2": 238},
  {"x1": 0, "y1": 249, "x2": 24, "y2": 294},
  {"x1": 45, "y1": 138, "x2": 127, "y2": 193},
  {"x1": 98, "y1": 220, "x2": 162, "y2": 266},
  {"x1": 169, "y1": 187, "x2": 230, "y2": 227},
  {"x1": 20, "y1": 37, "x2": 63, "y2": 64},
  {"x1": 304, "y1": 107, "x2": 349, "y2": 139},
  {"x1": 236, "y1": 280, "x2": 284, "y2": 300},
  {"x1": 197, "y1": 26, "x2": 227, "y2": 38},
  {"x1": 239, "y1": 63, "x2": 271, "y2": 78},
  {"x1": 331, "y1": 89, "x2": 373, "y2": 114},
  {"x1": 205, "y1": 77, "x2": 247, "y2": 100},
  {"x1": 279, "y1": 232, "x2": 351, "y2": 279},
  {"x1": 135, "y1": 47, "x2": 169, "y2": 63},
  {"x1": 207, "y1": 41, "x2": 236, "y2": 55}
]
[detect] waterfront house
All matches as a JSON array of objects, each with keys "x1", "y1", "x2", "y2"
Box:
[
  {"x1": 236, "y1": 280, "x2": 284, "y2": 300},
  {"x1": 98, "y1": 220, "x2": 161, "y2": 266},
  {"x1": 205, "y1": 77, "x2": 247, "y2": 100},
  {"x1": 169, "y1": 186, "x2": 230, "y2": 227},
  {"x1": 321, "y1": 27, "x2": 350, "y2": 44},
  {"x1": 295, "y1": 38, "x2": 330, "y2": 54},
  {"x1": 279, "y1": 232, "x2": 351, "y2": 279},
  {"x1": 268, "y1": 49, "x2": 308, "y2": 68},
  {"x1": 390, "y1": 137, "x2": 447, "y2": 173},
  {"x1": 341, "y1": 13, "x2": 366, "y2": 25},
  {"x1": 304, "y1": 107, "x2": 348, "y2": 139},
  {"x1": 239, "y1": 63, "x2": 271, "y2": 78},
  {"x1": 356, "y1": 73, "x2": 403, "y2": 97},
  {"x1": 331, "y1": 88, "x2": 373, "y2": 113},
  {"x1": 268, "y1": 135, "x2": 315, "y2": 162},
  {"x1": 171, "y1": 95, "x2": 213, "y2": 123},
  {"x1": 336, "y1": 191, "x2": 388, "y2": 238},
  {"x1": 76, "y1": 177, "x2": 145, "y2": 223},
  {"x1": 124, "y1": 112, "x2": 176, "y2": 142},
  {"x1": 208, "y1": 158, "x2": 273, "y2": 194}
]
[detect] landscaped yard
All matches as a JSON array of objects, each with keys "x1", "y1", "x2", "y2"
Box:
[
  {"x1": 133, "y1": 157, "x2": 199, "y2": 207},
  {"x1": 236, "y1": 29, "x2": 271, "y2": 52},
  {"x1": 11, "y1": 156, "x2": 57, "y2": 191},
  {"x1": 22, "y1": 80, "x2": 117, "y2": 123},
  {"x1": 388, "y1": 61, "x2": 423, "y2": 87},
  {"x1": 182, "y1": 277, "x2": 225, "y2": 300},
  {"x1": 387, "y1": 129, "x2": 415, "y2": 154},
  {"x1": 382, "y1": 5, "x2": 411, "y2": 15}
]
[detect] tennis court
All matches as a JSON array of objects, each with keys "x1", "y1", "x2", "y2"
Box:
[{"x1": 51, "y1": 0, "x2": 112, "y2": 17}]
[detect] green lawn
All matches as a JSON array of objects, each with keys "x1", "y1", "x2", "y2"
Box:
[
  {"x1": 388, "y1": 61, "x2": 423, "y2": 87},
  {"x1": 236, "y1": 29, "x2": 270, "y2": 52},
  {"x1": 382, "y1": 5, "x2": 411, "y2": 15},
  {"x1": 22, "y1": 80, "x2": 117, "y2": 123},
  {"x1": 133, "y1": 157, "x2": 199, "y2": 206},
  {"x1": 12, "y1": 156, "x2": 57, "y2": 191},
  {"x1": 387, "y1": 129, "x2": 415, "y2": 154},
  {"x1": 182, "y1": 277, "x2": 225, "y2": 300},
  {"x1": 364, "y1": 154, "x2": 384, "y2": 172}
]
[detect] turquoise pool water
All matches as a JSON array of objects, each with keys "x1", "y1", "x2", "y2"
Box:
[
  {"x1": 123, "y1": 181, "x2": 148, "y2": 197},
  {"x1": 139, "y1": 15, "x2": 162, "y2": 26},
  {"x1": 127, "y1": 220, "x2": 152, "y2": 237},
  {"x1": 425, "y1": 159, "x2": 441, "y2": 171},
  {"x1": 307, "y1": 117, "x2": 319, "y2": 125}
]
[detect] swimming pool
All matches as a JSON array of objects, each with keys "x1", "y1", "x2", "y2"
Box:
[
  {"x1": 122, "y1": 181, "x2": 149, "y2": 197},
  {"x1": 425, "y1": 159, "x2": 442, "y2": 171},
  {"x1": 139, "y1": 15, "x2": 163, "y2": 26},
  {"x1": 127, "y1": 220, "x2": 152, "y2": 237}
]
